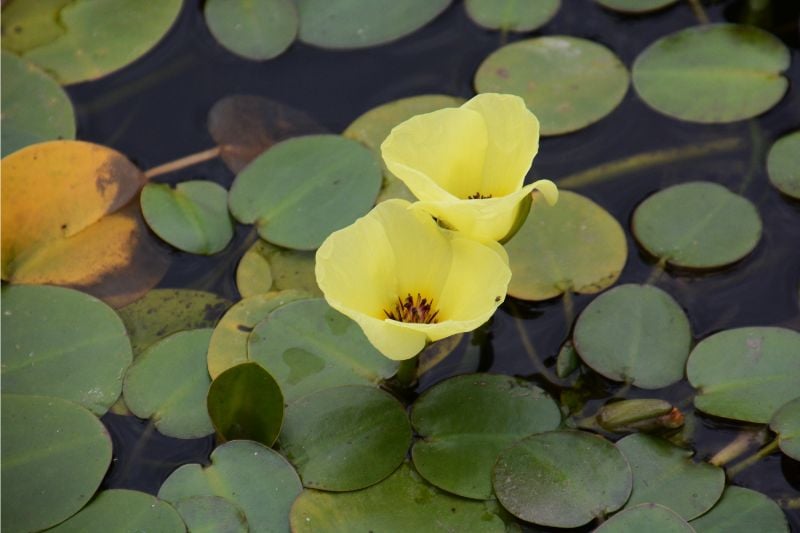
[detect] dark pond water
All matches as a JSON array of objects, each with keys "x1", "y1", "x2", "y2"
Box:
[{"x1": 63, "y1": 0, "x2": 800, "y2": 529}]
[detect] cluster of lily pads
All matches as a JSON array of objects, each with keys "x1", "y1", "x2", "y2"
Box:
[{"x1": 2, "y1": 0, "x2": 800, "y2": 532}]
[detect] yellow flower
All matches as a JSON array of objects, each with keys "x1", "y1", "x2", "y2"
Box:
[
  {"x1": 381, "y1": 93, "x2": 558, "y2": 242},
  {"x1": 315, "y1": 199, "x2": 511, "y2": 360}
]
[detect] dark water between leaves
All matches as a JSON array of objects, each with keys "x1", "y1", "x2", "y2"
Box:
[{"x1": 63, "y1": 0, "x2": 800, "y2": 529}]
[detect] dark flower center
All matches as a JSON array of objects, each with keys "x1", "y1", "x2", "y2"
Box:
[
  {"x1": 467, "y1": 192, "x2": 493, "y2": 199},
  {"x1": 384, "y1": 293, "x2": 439, "y2": 324}
]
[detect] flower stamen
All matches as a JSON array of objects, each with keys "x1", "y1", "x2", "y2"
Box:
[
  {"x1": 384, "y1": 293, "x2": 440, "y2": 324},
  {"x1": 467, "y1": 192, "x2": 493, "y2": 199}
]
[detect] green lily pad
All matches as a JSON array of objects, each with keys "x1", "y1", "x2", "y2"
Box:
[
  {"x1": 236, "y1": 239, "x2": 321, "y2": 298},
  {"x1": 504, "y1": 190, "x2": 627, "y2": 301},
  {"x1": 290, "y1": 463, "x2": 505, "y2": 532},
  {"x1": 465, "y1": 0, "x2": 560, "y2": 32},
  {"x1": 295, "y1": 0, "x2": 452, "y2": 49},
  {"x1": 687, "y1": 327, "x2": 800, "y2": 423},
  {"x1": 141, "y1": 181, "x2": 234, "y2": 255},
  {"x1": 123, "y1": 329, "x2": 214, "y2": 439},
  {"x1": 632, "y1": 182, "x2": 762, "y2": 269},
  {"x1": 158, "y1": 440, "x2": 303, "y2": 533},
  {"x1": 280, "y1": 385, "x2": 411, "y2": 491},
  {"x1": 492, "y1": 430, "x2": 632, "y2": 528},
  {"x1": 595, "y1": 0, "x2": 677, "y2": 13},
  {"x1": 632, "y1": 24, "x2": 790, "y2": 123},
  {"x1": 1, "y1": 0, "x2": 183, "y2": 84},
  {"x1": 689, "y1": 487, "x2": 788, "y2": 533},
  {"x1": 1, "y1": 394, "x2": 112, "y2": 532},
  {"x1": 573, "y1": 284, "x2": 691, "y2": 389},
  {"x1": 1, "y1": 51, "x2": 75, "y2": 157},
  {"x1": 596, "y1": 503, "x2": 694, "y2": 533},
  {"x1": 556, "y1": 340, "x2": 580, "y2": 378},
  {"x1": 1, "y1": 284, "x2": 132, "y2": 415},
  {"x1": 474, "y1": 37, "x2": 629, "y2": 135},
  {"x1": 228, "y1": 134, "x2": 381, "y2": 250},
  {"x1": 410, "y1": 373, "x2": 561, "y2": 499},
  {"x1": 117, "y1": 289, "x2": 232, "y2": 356},
  {"x1": 771, "y1": 397, "x2": 800, "y2": 460},
  {"x1": 247, "y1": 298, "x2": 400, "y2": 401},
  {"x1": 767, "y1": 130, "x2": 800, "y2": 199},
  {"x1": 208, "y1": 362, "x2": 284, "y2": 446},
  {"x1": 49, "y1": 490, "x2": 184, "y2": 533},
  {"x1": 204, "y1": 0, "x2": 297, "y2": 60},
  {"x1": 616, "y1": 434, "x2": 724, "y2": 519},
  {"x1": 207, "y1": 290, "x2": 312, "y2": 378},
  {"x1": 174, "y1": 496, "x2": 248, "y2": 533}
]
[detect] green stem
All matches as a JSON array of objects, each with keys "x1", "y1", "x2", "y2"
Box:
[
  {"x1": 726, "y1": 438, "x2": 781, "y2": 478},
  {"x1": 644, "y1": 258, "x2": 667, "y2": 285},
  {"x1": 709, "y1": 430, "x2": 765, "y2": 467},
  {"x1": 686, "y1": 0, "x2": 710, "y2": 24},
  {"x1": 144, "y1": 146, "x2": 222, "y2": 179},
  {"x1": 780, "y1": 496, "x2": 800, "y2": 510},
  {"x1": 393, "y1": 356, "x2": 420, "y2": 390},
  {"x1": 508, "y1": 301, "x2": 560, "y2": 385}
]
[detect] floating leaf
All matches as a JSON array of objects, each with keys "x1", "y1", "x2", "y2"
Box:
[
  {"x1": 236, "y1": 239, "x2": 321, "y2": 298},
  {"x1": 689, "y1": 487, "x2": 789, "y2": 533},
  {"x1": 1, "y1": 394, "x2": 112, "y2": 532},
  {"x1": 504, "y1": 190, "x2": 627, "y2": 300},
  {"x1": 204, "y1": 0, "x2": 297, "y2": 60},
  {"x1": 411, "y1": 373, "x2": 561, "y2": 499},
  {"x1": 771, "y1": 397, "x2": 800, "y2": 460},
  {"x1": 1, "y1": 51, "x2": 75, "y2": 157},
  {"x1": 632, "y1": 182, "x2": 762, "y2": 269},
  {"x1": 595, "y1": 0, "x2": 677, "y2": 13},
  {"x1": 280, "y1": 385, "x2": 411, "y2": 491},
  {"x1": 1, "y1": 0, "x2": 183, "y2": 84},
  {"x1": 295, "y1": 0, "x2": 452, "y2": 49},
  {"x1": 632, "y1": 24, "x2": 790, "y2": 123},
  {"x1": 229, "y1": 135, "x2": 381, "y2": 250},
  {"x1": 207, "y1": 290, "x2": 312, "y2": 378},
  {"x1": 290, "y1": 463, "x2": 505, "y2": 532},
  {"x1": 158, "y1": 440, "x2": 303, "y2": 533},
  {"x1": 141, "y1": 181, "x2": 234, "y2": 255},
  {"x1": 49, "y1": 490, "x2": 184, "y2": 533},
  {"x1": 687, "y1": 327, "x2": 800, "y2": 423},
  {"x1": 556, "y1": 340, "x2": 580, "y2": 378},
  {"x1": 208, "y1": 95, "x2": 327, "y2": 173},
  {"x1": 174, "y1": 496, "x2": 248, "y2": 533},
  {"x1": 766, "y1": 130, "x2": 800, "y2": 199},
  {"x1": 492, "y1": 430, "x2": 632, "y2": 528},
  {"x1": 247, "y1": 298, "x2": 399, "y2": 401},
  {"x1": 465, "y1": 0, "x2": 560, "y2": 32},
  {"x1": 475, "y1": 37, "x2": 629, "y2": 135},
  {"x1": 208, "y1": 362, "x2": 284, "y2": 446},
  {"x1": 596, "y1": 503, "x2": 694, "y2": 533},
  {"x1": 616, "y1": 434, "x2": 724, "y2": 519},
  {"x1": 123, "y1": 329, "x2": 215, "y2": 439},
  {"x1": 1, "y1": 285, "x2": 132, "y2": 415},
  {"x1": 573, "y1": 284, "x2": 691, "y2": 389}
]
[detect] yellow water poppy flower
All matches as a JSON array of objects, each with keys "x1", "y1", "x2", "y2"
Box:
[
  {"x1": 315, "y1": 199, "x2": 511, "y2": 360},
  {"x1": 381, "y1": 93, "x2": 558, "y2": 242}
]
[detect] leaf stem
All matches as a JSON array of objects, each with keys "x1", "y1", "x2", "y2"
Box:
[
  {"x1": 726, "y1": 438, "x2": 781, "y2": 478},
  {"x1": 709, "y1": 430, "x2": 765, "y2": 466},
  {"x1": 508, "y1": 302, "x2": 560, "y2": 385},
  {"x1": 144, "y1": 146, "x2": 222, "y2": 179},
  {"x1": 644, "y1": 258, "x2": 667, "y2": 285},
  {"x1": 686, "y1": 0, "x2": 710, "y2": 24}
]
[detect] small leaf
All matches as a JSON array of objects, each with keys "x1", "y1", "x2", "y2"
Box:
[
  {"x1": 770, "y1": 397, "x2": 800, "y2": 460},
  {"x1": 766, "y1": 130, "x2": 800, "y2": 199},
  {"x1": 204, "y1": 0, "x2": 297, "y2": 60},
  {"x1": 465, "y1": 0, "x2": 560, "y2": 32},
  {"x1": 49, "y1": 490, "x2": 184, "y2": 533},
  {"x1": 236, "y1": 239, "x2": 321, "y2": 298}
]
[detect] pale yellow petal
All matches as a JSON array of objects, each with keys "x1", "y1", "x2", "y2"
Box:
[
  {"x1": 381, "y1": 108, "x2": 488, "y2": 201},
  {"x1": 351, "y1": 313, "x2": 428, "y2": 361},
  {"x1": 530, "y1": 179, "x2": 559, "y2": 206},
  {"x1": 462, "y1": 93, "x2": 540, "y2": 196}
]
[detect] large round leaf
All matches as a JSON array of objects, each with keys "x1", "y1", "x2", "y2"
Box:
[
  {"x1": 174, "y1": 496, "x2": 248, "y2": 533},
  {"x1": 687, "y1": 327, "x2": 800, "y2": 423},
  {"x1": 475, "y1": 37, "x2": 629, "y2": 135},
  {"x1": 1, "y1": 284, "x2": 132, "y2": 414},
  {"x1": 632, "y1": 24, "x2": 790, "y2": 123},
  {"x1": 616, "y1": 434, "x2": 724, "y2": 520},
  {"x1": 411, "y1": 373, "x2": 561, "y2": 499},
  {"x1": 492, "y1": 430, "x2": 632, "y2": 528},
  {"x1": 236, "y1": 239, "x2": 321, "y2": 298},
  {"x1": 204, "y1": 0, "x2": 297, "y2": 60},
  {"x1": 632, "y1": 182, "x2": 762, "y2": 269},
  {"x1": 141, "y1": 181, "x2": 234, "y2": 255},
  {"x1": 295, "y1": 0, "x2": 452, "y2": 49},
  {"x1": 1, "y1": 394, "x2": 112, "y2": 532},
  {"x1": 158, "y1": 440, "x2": 302, "y2": 533},
  {"x1": 771, "y1": 397, "x2": 800, "y2": 460},
  {"x1": 596, "y1": 503, "x2": 694, "y2": 533},
  {"x1": 573, "y1": 284, "x2": 691, "y2": 389},
  {"x1": 123, "y1": 329, "x2": 215, "y2": 439},
  {"x1": 465, "y1": 0, "x2": 560, "y2": 32},
  {"x1": 689, "y1": 487, "x2": 788, "y2": 533},
  {"x1": 767, "y1": 130, "x2": 800, "y2": 199},
  {"x1": 504, "y1": 190, "x2": 627, "y2": 300},
  {"x1": 280, "y1": 385, "x2": 411, "y2": 491},
  {"x1": 49, "y1": 490, "x2": 184, "y2": 533},
  {"x1": 595, "y1": 0, "x2": 677, "y2": 13},
  {"x1": 1, "y1": 0, "x2": 183, "y2": 84},
  {"x1": 1, "y1": 51, "x2": 75, "y2": 157},
  {"x1": 228, "y1": 134, "x2": 381, "y2": 250},
  {"x1": 247, "y1": 298, "x2": 399, "y2": 401},
  {"x1": 290, "y1": 463, "x2": 505, "y2": 532}
]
